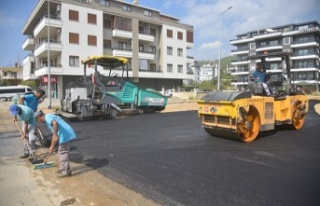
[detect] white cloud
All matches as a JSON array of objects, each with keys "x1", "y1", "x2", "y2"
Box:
[{"x1": 199, "y1": 41, "x2": 221, "y2": 50}]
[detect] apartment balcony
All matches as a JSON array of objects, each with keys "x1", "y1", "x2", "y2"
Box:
[
  {"x1": 291, "y1": 67, "x2": 319, "y2": 72},
  {"x1": 283, "y1": 26, "x2": 319, "y2": 37},
  {"x1": 112, "y1": 29, "x2": 133, "y2": 39},
  {"x1": 34, "y1": 39, "x2": 62, "y2": 58},
  {"x1": 34, "y1": 15, "x2": 62, "y2": 38},
  {"x1": 256, "y1": 44, "x2": 282, "y2": 52},
  {"x1": 112, "y1": 47, "x2": 133, "y2": 58},
  {"x1": 231, "y1": 68, "x2": 249, "y2": 76},
  {"x1": 291, "y1": 53, "x2": 319, "y2": 60},
  {"x1": 34, "y1": 64, "x2": 63, "y2": 77},
  {"x1": 187, "y1": 56, "x2": 194, "y2": 64},
  {"x1": 22, "y1": 54, "x2": 35, "y2": 65},
  {"x1": 231, "y1": 58, "x2": 249, "y2": 65},
  {"x1": 254, "y1": 31, "x2": 282, "y2": 40},
  {"x1": 22, "y1": 37, "x2": 35, "y2": 50},
  {"x1": 138, "y1": 50, "x2": 155, "y2": 60},
  {"x1": 291, "y1": 40, "x2": 319, "y2": 48},
  {"x1": 231, "y1": 48, "x2": 249, "y2": 55},
  {"x1": 138, "y1": 32, "x2": 154, "y2": 42},
  {"x1": 186, "y1": 41, "x2": 194, "y2": 49},
  {"x1": 230, "y1": 37, "x2": 254, "y2": 45}
]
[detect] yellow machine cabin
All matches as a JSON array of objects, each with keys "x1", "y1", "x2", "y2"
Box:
[{"x1": 197, "y1": 52, "x2": 308, "y2": 142}]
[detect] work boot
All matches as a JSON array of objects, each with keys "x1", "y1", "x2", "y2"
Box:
[
  {"x1": 20, "y1": 153, "x2": 29, "y2": 159},
  {"x1": 57, "y1": 172, "x2": 72, "y2": 178},
  {"x1": 28, "y1": 155, "x2": 34, "y2": 160}
]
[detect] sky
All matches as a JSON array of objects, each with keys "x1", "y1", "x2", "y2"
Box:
[{"x1": 0, "y1": 0, "x2": 319, "y2": 67}]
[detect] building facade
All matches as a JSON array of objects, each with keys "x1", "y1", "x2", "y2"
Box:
[
  {"x1": 22, "y1": 0, "x2": 194, "y2": 99},
  {"x1": 230, "y1": 21, "x2": 320, "y2": 92},
  {"x1": 0, "y1": 63, "x2": 23, "y2": 86}
]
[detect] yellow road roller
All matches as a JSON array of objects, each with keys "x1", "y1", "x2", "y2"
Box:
[{"x1": 197, "y1": 52, "x2": 308, "y2": 142}]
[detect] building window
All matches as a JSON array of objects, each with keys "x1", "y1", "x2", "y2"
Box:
[
  {"x1": 113, "y1": 16, "x2": 132, "y2": 31},
  {"x1": 167, "y1": 64, "x2": 173, "y2": 72},
  {"x1": 122, "y1": 5, "x2": 131, "y2": 12},
  {"x1": 104, "y1": 39, "x2": 111, "y2": 49},
  {"x1": 297, "y1": 61, "x2": 308, "y2": 68},
  {"x1": 150, "y1": 64, "x2": 156, "y2": 71},
  {"x1": 298, "y1": 49, "x2": 308, "y2": 56},
  {"x1": 283, "y1": 37, "x2": 290, "y2": 45},
  {"x1": 297, "y1": 36, "x2": 309, "y2": 43},
  {"x1": 99, "y1": 0, "x2": 109, "y2": 6},
  {"x1": 178, "y1": 48, "x2": 183, "y2": 56},
  {"x1": 178, "y1": 32, "x2": 183, "y2": 40},
  {"x1": 167, "y1": 47, "x2": 173, "y2": 55},
  {"x1": 150, "y1": 46, "x2": 156, "y2": 54},
  {"x1": 261, "y1": 42, "x2": 266, "y2": 47},
  {"x1": 167, "y1": 29, "x2": 173, "y2": 38},
  {"x1": 144, "y1": 10, "x2": 152, "y2": 17},
  {"x1": 69, "y1": 56, "x2": 79, "y2": 66},
  {"x1": 150, "y1": 28, "x2": 156, "y2": 37},
  {"x1": 69, "y1": 33, "x2": 79, "y2": 44},
  {"x1": 88, "y1": 13, "x2": 97, "y2": 24},
  {"x1": 119, "y1": 42, "x2": 127, "y2": 50},
  {"x1": 250, "y1": 42, "x2": 256, "y2": 49},
  {"x1": 69, "y1": 10, "x2": 79, "y2": 21},
  {"x1": 104, "y1": 19, "x2": 112, "y2": 29},
  {"x1": 88, "y1": 35, "x2": 97, "y2": 46},
  {"x1": 139, "y1": 44, "x2": 144, "y2": 52},
  {"x1": 178, "y1": 65, "x2": 183, "y2": 73},
  {"x1": 187, "y1": 31, "x2": 193, "y2": 43},
  {"x1": 270, "y1": 40, "x2": 278, "y2": 46}
]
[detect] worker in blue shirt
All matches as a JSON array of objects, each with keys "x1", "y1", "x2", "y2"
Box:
[
  {"x1": 9, "y1": 104, "x2": 37, "y2": 159},
  {"x1": 34, "y1": 110, "x2": 77, "y2": 178},
  {"x1": 252, "y1": 63, "x2": 272, "y2": 96},
  {"x1": 19, "y1": 88, "x2": 45, "y2": 112}
]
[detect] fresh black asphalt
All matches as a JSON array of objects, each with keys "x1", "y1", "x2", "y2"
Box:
[{"x1": 67, "y1": 100, "x2": 320, "y2": 206}]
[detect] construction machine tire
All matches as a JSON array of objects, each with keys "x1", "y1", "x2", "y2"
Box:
[
  {"x1": 237, "y1": 106, "x2": 260, "y2": 143},
  {"x1": 291, "y1": 101, "x2": 306, "y2": 130},
  {"x1": 203, "y1": 107, "x2": 260, "y2": 143}
]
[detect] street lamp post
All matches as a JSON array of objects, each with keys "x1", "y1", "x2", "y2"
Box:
[
  {"x1": 47, "y1": 0, "x2": 51, "y2": 108},
  {"x1": 217, "y1": 6, "x2": 232, "y2": 91}
]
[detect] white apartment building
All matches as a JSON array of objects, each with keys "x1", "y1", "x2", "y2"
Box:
[
  {"x1": 198, "y1": 64, "x2": 217, "y2": 82},
  {"x1": 230, "y1": 21, "x2": 320, "y2": 91},
  {"x1": 22, "y1": 0, "x2": 194, "y2": 99}
]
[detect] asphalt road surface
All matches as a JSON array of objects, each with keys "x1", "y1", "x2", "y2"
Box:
[{"x1": 69, "y1": 100, "x2": 320, "y2": 206}]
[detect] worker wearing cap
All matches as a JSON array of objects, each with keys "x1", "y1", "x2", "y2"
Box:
[
  {"x1": 19, "y1": 88, "x2": 46, "y2": 112},
  {"x1": 9, "y1": 104, "x2": 37, "y2": 159},
  {"x1": 34, "y1": 111, "x2": 76, "y2": 178}
]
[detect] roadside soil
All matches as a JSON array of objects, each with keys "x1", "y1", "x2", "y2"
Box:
[{"x1": 0, "y1": 96, "x2": 318, "y2": 206}]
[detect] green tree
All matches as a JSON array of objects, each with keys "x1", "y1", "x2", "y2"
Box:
[{"x1": 20, "y1": 80, "x2": 36, "y2": 89}]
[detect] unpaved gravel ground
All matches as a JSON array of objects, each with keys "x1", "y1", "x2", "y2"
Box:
[{"x1": 0, "y1": 96, "x2": 319, "y2": 206}]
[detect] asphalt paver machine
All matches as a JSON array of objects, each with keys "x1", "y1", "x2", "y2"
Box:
[
  {"x1": 197, "y1": 52, "x2": 308, "y2": 142},
  {"x1": 61, "y1": 55, "x2": 167, "y2": 120}
]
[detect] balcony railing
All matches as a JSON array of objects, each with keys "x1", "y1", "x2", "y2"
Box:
[
  {"x1": 139, "y1": 69, "x2": 162, "y2": 73},
  {"x1": 231, "y1": 47, "x2": 249, "y2": 52},
  {"x1": 292, "y1": 39, "x2": 319, "y2": 44},
  {"x1": 34, "y1": 39, "x2": 62, "y2": 49}
]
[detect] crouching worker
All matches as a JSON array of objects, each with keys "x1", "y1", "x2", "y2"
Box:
[
  {"x1": 9, "y1": 104, "x2": 37, "y2": 159},
  {"x1": 34, "y1": 110, "x2": 76, "y2": 178}
]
